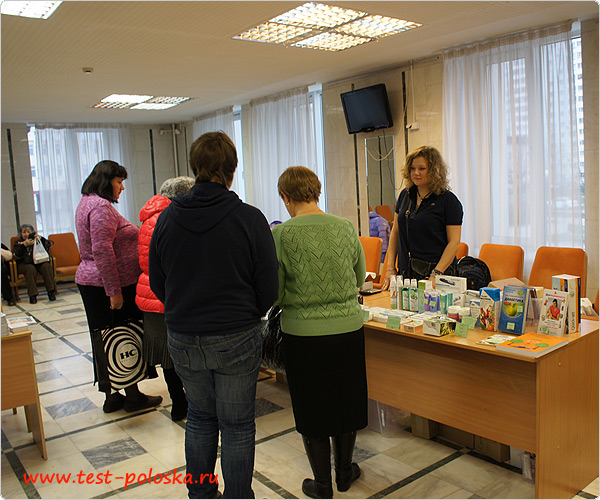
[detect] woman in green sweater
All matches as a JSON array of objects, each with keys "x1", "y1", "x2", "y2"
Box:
[{"x1": 271, "y1": 166, "x2": 367, "y2": 499}]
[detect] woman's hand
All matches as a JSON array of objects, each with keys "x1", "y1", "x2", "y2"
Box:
[
  {"x1": 110, "y1": 293, "x2": 124, "y2": 310},
  {"x1": 381, "y1": 267, "x2": 397, "y2": 291}
]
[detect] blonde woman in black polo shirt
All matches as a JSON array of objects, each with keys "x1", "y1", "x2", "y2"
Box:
[{"x1": 383, "y1": 146, "x2": 463, "y2": 288}]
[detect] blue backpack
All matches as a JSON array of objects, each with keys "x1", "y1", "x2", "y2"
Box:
[{"x1": 456, "y1": 256, "x2": 492, "y2": 291}]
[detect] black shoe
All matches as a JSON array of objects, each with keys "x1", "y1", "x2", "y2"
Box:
[
  {"x1": 171, "y1": 398, "x2": 188, "y2": 421},
  {"x1": 333, "y1": 431, "x2": 361, "y2": 492},
  {"x1": 301, "y1": 436, "x2": 333, "y2": 499},
  {"x1": 7, "y1": 299, "x2": 16, "y2": 306},
  {"x1": 29, "y1": 296, "x2": 37, "y2": 304},
  {"x1": 124, "y1": 394, "x2": 163, "y2": 412},
  {"x1": 103, "y1": 392, "x2": 126, "y2": 413},
  {"x1": 48, "y1": 291, "x2": 56, "y2": 301},
  {"x1": 335, "y1": 463, "x2": 361, "y2": 492},
  {"x1": 301, "y1": 478, "x2": 333, "y2": 499},
  {"x1": 163, "y1": 367, "x2": 187, "y2": 421}
]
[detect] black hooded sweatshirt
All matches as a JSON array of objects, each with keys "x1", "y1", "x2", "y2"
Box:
[{"x1": 149, "y1": 182, "x2": 278, "y2": 336}]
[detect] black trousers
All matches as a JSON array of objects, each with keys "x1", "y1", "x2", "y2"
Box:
[{"x1": 1, "y1": 260, "x2": 14, "y2": 301}]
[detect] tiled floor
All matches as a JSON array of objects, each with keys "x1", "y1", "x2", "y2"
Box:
[{"x1": 1, "y1": 285, "x2": 598, "y2": 499}]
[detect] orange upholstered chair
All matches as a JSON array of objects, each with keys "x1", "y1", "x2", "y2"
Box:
[
  {"x1": 359, "y1": 236, "x2": 383, "y2": 283},
  {"x1": 478, "y1": 243, "x2": 525, "y2": 282},
  {"x1": 48, "y1": 233, "x2": 81, "y2": 282},
  {"x1": 375, "y1": 205, "x2": 394, "y2": 224},
  {"x1": 528, "y1": 246, "x2": 588, "y2": 298},
  {"x1": 456, "y1": 242, "x2": 469, "y2": 260}
]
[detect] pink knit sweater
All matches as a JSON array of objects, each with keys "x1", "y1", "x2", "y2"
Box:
[{"x1": 75, "y1": 194, "x2": 141, "y2": 296}]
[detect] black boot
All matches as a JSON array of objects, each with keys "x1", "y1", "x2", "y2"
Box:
[
  {"x1": 332, "y1": 431, "x2": 361, "y2": 492},
  {"x1": 163, "y1": 367, "x2": 188, "y2": 421},
  {"x1": 301, "y1": 435, "x2": 333, "y2": 499}
]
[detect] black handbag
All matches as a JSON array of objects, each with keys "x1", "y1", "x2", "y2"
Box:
[
  {"x1": 262, "y1": 306, "x2": 285, "y2": 372},
  {"x1": 90, "y1": 315, "x2": 149, "y2": 391}
]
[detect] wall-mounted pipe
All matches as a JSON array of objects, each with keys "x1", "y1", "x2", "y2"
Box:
[{"x1": 172, "y1": 123, "x2": 179, "y2": 176}]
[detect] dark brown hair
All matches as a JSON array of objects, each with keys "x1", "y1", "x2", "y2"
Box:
[
  {"x1": 189, "y1": 131, "x2": 237, "y2": 186},
  {"x1": 81, "y1": 160, "x2": 128, "y2": 203}
]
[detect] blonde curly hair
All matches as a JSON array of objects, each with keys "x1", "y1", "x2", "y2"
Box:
[{"x1": 401, "y1": 146, "x2": 450, "y2": 195}]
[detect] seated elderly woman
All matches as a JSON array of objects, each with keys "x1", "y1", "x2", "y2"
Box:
[{"x1": 12, "y1": 224, "x2": 56, "y2": 304}]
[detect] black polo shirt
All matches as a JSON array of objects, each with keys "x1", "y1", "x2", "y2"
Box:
[{"x1": 394, "y1": 186, "x2": 463, "y2": 272}]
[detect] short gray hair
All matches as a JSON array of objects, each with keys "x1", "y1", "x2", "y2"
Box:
[{"x1": 159, "y1": 176, "x2": 195, "y2": 199}]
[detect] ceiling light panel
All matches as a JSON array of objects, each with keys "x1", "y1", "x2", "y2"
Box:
[
  {"x1": 91, "y1": 102, "x2": 132, "y2": 110},
  {"x1": 234, "y1": 2, "x2": 422, "y2": 51},
  {"x1": 0, "y1": 1, "x2": 62, "y2": 19},
  {"x1": 271, "y1": 2, "x2": 365, "y2": 29},
  {"x1": 101, "y1": 94, "x2": 152, "y2": 104},
  {"x1": 339, "y1": 16, "x2": 423, "y2": 38},
  {"x1": 146, "y1": 96, "x2": 191, "y2": 105},
  {"x1": 91, "y1": 95, "x2": 191, "y2": 111},
  {"x1": 130, "y1": 103, "x2": 177, "y2": 110},
  {"x1": 292, "y1": 32, "x2": 370, "y2": 51},
  {"x1": 234, "y1": 22, "x2": 315, "y2": 45}
]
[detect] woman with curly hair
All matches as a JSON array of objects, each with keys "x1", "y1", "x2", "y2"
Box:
[{"x1": 383, "y1": 146, "x2": 463, "y2": 287}]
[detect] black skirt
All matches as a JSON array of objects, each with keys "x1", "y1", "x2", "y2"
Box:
[
  {"x1": 282, "y1": 327, "x2": 368, "y2": 438},
  {"x1": 78, "y1": 283, "x2": 157, "y2": 393},
  {"x1": 142, "y1": 311, "x2": 174, "y2": 369}
]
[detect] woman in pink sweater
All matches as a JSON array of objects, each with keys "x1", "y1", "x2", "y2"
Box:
[{"x1": 75, "y1": 160, "x2": 162, "y2": 414}]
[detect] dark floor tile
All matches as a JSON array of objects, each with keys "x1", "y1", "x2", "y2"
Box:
[
  {"x1": 46, "y1": 397, "x2": 97, "y2": 419},
  {"x1": 255, "y1": 397, "x2": 284, "y2": 418},
  {"x1": 83, "y1": 437, "x2": 147, "y2": 468},
  {"x1": 352, "y1": 445, "x2": 376, "y2": 463},
  {"x1": 37, "y1": 368, "x2": 63, "y2": 382},
  {"x1": 58, "y1": 307, "x2": 84, "y2": 315}
]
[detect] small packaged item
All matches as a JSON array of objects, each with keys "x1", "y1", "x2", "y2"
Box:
[
  {"x1": 423, "y1": 317, "x2": 457, "y2": 337},
  {"x1": 480, "y1": 287, "x2": 501, "y2": 331}
]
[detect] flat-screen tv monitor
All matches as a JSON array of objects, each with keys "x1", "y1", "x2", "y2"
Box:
[{"x1": 340, "y1": 83, "x2": 394, "y2": 134}]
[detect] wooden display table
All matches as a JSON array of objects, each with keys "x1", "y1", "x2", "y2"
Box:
[
  {"x1": 363, "y1": 292, "x2": 598, "y2": 499},
  {"x1": 1, "y1": 331, "x2": 47, "y2": 459}
]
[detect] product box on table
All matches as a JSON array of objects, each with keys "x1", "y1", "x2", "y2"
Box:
[
  {"x1": 423, "y1": 316, "x2": 457, "y2": 336},
  {"x1": 401, "y1": 320, "x2": 423, "y2": 334},
  {"x1": 498, "y1": 285, "x2": 530, "y2": 335},
  {"x1": 480, "y1": 287, "x2": 501, "y2": 331},
  {"x1": 538, "y1": 289, "x2": 569, "y2": 337},
  {"x1": 551, "y1": 274, "x2": 581, "y2": 334}
]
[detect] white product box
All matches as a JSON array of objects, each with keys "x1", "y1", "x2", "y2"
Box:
[{"x1": 551, "y1": 274, "x2": 581, "y2": 334}]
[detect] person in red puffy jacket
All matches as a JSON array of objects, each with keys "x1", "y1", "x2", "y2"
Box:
[{"x1": 136, "y1": 176, "x2": 195, "y2": 420}]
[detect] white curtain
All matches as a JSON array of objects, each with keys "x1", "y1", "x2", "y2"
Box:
[
  {"x1": 33, "y1": 124, "x2": 133, "y2": 234},
  {"x1": 247, "y1": 87, "x2": 320, "y2": 224},
  {"x1": 192, "y1": 107, "x2": 245, "y2": 198},
  {"x1": 442, "y1": 22, "x2": 582, "y2": 276}
]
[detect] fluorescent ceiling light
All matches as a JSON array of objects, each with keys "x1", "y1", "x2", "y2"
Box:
[
  {"x1": 101, "y1": 94, "x2": 153, "y2": 104},
  {"x1": 293, "y1": 32, "x2": 370, "y2": 52},
  {"x1": 91, "y1": 95, "x2": 191, "y2": 110},
  {"x1": 130, "y1": 103, "x2": 177, "y2": 110},
  {"x1": 234, "y1": 2, "x2": 422, "y2": 51},
  {"x1": 0, "y1": 1, "x2": 62, "y2": 19}
]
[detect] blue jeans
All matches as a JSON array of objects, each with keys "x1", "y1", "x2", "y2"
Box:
[{"x1": 167, "y1": 325, "x2": 262, "y2": 499}]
